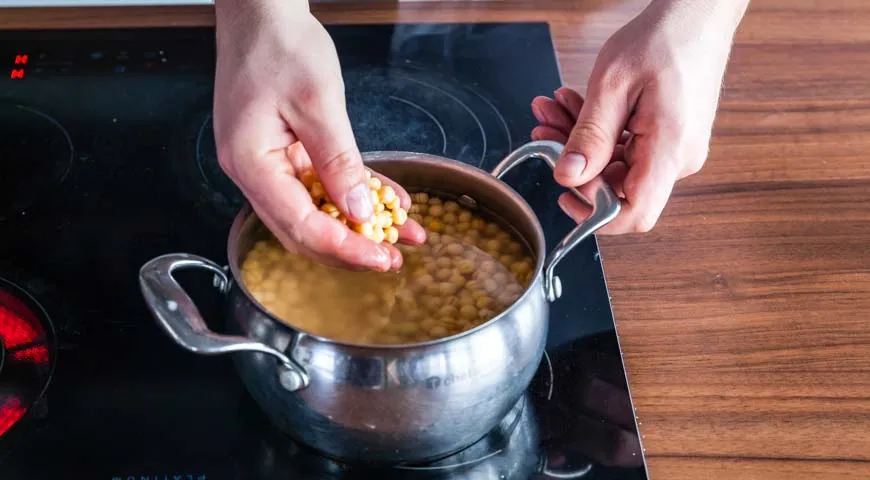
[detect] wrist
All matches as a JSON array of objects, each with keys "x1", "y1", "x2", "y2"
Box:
[
  {"x1": 215, "y1": 0, "x2": 311, "y2": 20},
  {"x1": 216, "y1": 0, "x2": 309, "y2": 9},
  {"x1": 650, "y1": 0, "x2": 750, "y2": 37},
  {"x1": 215, "y1": 0, "x2": 313, "y2": 49}
]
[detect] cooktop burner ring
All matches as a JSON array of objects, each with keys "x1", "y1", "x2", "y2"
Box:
[
  {"x1": 193, "y1": 112, "x2": 244, "y2": 218},
  {"x1": 0, "y1": 277, "x2": 57, "y2": 441},
  {"x1": 0, "y1": 102, "x2": 74, "y2": 217},
  {"x1": 542, "y1": 349, "x2": 554, "y2": 401},
  {"x1": 344, "y1": 63, "x2": 513, "y2": 169}
]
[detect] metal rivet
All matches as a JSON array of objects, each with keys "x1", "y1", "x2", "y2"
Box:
[
  {"x1": 458, "y1": 195, "x2": 477, "y2": 209},
  {"x1": 279, "y1": 369, "x2": 304, "y2": 391}
]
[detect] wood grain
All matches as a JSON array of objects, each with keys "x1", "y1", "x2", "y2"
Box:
[{"x1": 1, "y1": 1, "x2": 869, "y2": 478}]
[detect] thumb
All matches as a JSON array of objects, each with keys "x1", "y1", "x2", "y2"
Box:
[
  {"x1": 554, "y1": 83, "x2": 629, "y2": 187},
  {"x1": 293, "y1": 93, "x2": 373, "y2": 224}
]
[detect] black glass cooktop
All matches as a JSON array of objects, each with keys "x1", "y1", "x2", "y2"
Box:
[{"x1": 0, "y1": 22, "x2": 647, "y2": 479}]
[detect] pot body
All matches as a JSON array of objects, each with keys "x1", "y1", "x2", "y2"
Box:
[
  {"x1": 138, "y1": 140, "x2": 620, "y2": 465},
  {"x1": 226, "y1": 271, "x2": 548, "y2": 464}
]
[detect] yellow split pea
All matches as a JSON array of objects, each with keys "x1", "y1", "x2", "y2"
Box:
[{"x1": 299, "y1": 167, "x2": 408, "y2": 244}]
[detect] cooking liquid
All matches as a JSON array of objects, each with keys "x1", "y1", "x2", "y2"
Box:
[{"x1": 239, "y1": 191, "x2": 535, "y2": 345}]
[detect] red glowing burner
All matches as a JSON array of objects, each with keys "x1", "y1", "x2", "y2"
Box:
[
  {"x1": 0, "y1": 278, "x2": 55, "y2": 440},
  {"x1": 0, "y1": 303, "x2": 49, "y2": 366},
  {"x1": 0, "y1": 397, "x2": 26, "y2": 438}
]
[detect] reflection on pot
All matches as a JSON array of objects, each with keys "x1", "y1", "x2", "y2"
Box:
[
  {"x1": 229, "y1": 332, "x2": 646, "y2": 479},
  {"x1": 231, "y1": 392, "x2": 547, "y2": 480}
]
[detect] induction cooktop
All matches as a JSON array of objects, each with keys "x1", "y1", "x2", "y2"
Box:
[{"x1": 0, "y1": 22, "x2": 647, "y2": 479}]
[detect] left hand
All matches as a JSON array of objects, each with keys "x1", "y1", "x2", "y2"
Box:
[{"x1": 532, "y1": 0, "x2": 749, "y2": 234}]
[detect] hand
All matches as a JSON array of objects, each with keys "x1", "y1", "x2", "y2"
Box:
[
  {"x1": 212, "y1": 0, "x2": 425, "y2": 272},
  {"x1": 532, "y1": 0, "x2": 749, "y2": 234}
]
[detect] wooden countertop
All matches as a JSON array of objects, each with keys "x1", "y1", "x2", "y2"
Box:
[{"x1": 2, "y1": 1, "x2": 869, "y2": 478}]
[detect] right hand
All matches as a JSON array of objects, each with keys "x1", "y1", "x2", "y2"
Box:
[{"x1": 212, "y1": 0, "x2": 425, "y2": 272}]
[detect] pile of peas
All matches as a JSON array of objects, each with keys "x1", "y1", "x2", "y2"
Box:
[{"x1": 240, "y1": 189, "x2": 535, "y2": 345}]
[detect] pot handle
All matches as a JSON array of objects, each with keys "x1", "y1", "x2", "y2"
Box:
[
  {"x1": 139, "y1": 253, "x2": 310, "y2": 391},
  {"x1": 491, "y1": 140, "x2": 621, "y2": 302}
]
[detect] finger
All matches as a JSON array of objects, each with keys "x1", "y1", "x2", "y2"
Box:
[
  {"x1": 284, "y1": 140, "x2": 312, "y2": 173},
  {"x1": 553, "y1": 87, "x2": 585, "y2": 119},
  {"x1": 254, "y1": 194, "x2": 395, "y2": 272},
  {"x1": 235, "y1": 150, "x2": 393, "y2": 271},
  {"x1": 531, "y1": 125, "x2": 569, "y2": 144},
  {"x1": 289, "y1": 143, "x2": 425, "y2": 248},
  {"x1": 554, "y1": 77, "x2": 632, "y2": 188},
  {"x1": 566, "y1": 139, "x2": 679, "y2": 235},
  {"x1": 530, "y1": 95, "x2": 550, "y2": 124},
  {"x1": 383, "y1": 243, "x2": 404, "y2": 270},
  {"x1": 608, "y1": 140, "x2": 680, "y2": 233},
  {"x1": 601, "y1": 160, "x2": 628, "y2": 198},
  {"x1": 556, "y1": 144, "x2": 629, "y2": 222},
  {"x1": 396, "y1": 219, "x2": 427, "y2": 245},
  {"x1": 531, "y1": 96, "x2": 575, "y2": 133},
  {"x1": 290, "y1": 90, "x2": 373, "y2": 224},
  {"x1": 558, "y1": 192, "x2": 592, "y2": 224}
]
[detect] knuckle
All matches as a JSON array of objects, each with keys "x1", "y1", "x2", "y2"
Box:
[
  {"x1": 216, "y1": 150, "x2": 236, "y2": 178},
  {"x1": 682, "y1": 156, "x2": 706, "y2": 176},
  {"x1": 294, "y1": 79, "x2": 344, "y2": 110},
  {"x1": 286, "y1": 223, "x2": 305, "y2": 245},
  {"x1": 679, "y1": 143, "x2": 710, "y2": 177},
  {"x1": 572, "y1": 119, "x2": 612, "y2": 148},
  {"x1": 595, "y1": 60, "x2": 631, "y2": 96},
  {"x1": 286, "y1": 210, "x2": 315, "y2": 245},
  {"x1": 633, "y1": 213, "x2": 658, "y2": 233},
  {"x1": 294, "y1": 79, "x2": 321, "y2": 107},
  {"x1": 317, "y1": 149, "x2": 362, "y2": 177}
]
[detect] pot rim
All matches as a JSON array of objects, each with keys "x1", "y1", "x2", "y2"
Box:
[{"x1": 226, "y1": 151, "x2": 548, "y2": 350}]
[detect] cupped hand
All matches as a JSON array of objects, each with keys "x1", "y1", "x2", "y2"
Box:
[
  {"x1": 532, "y1": 0, "x2": 748, "y2": 234},
  {"x1": 212, "y1": 1, "x2": 425, "y2": 271}
]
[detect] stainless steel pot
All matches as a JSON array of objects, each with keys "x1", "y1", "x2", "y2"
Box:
[{"x1": 138, "y1": 140, "x2": 620, "y2": 465}]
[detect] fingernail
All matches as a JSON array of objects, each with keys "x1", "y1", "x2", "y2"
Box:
[
  {"x1": 368, "y1": 246, "x2": 391, "y2": 271},
  {"x1": 346, "y1": 183, "x2": 373, "y2": 221},
  {"x1": 558, "y1": 152, "x2": 586, "y2": 180},
  {"x1": 531, "y1": 103, "x2": 546, "y2": 123},
  {"x1": 557, "y1": 195, "x2": 572, "y2": 218},
  {"x1": 390, "y1": 249, "x2": 403, "y2": 270}
]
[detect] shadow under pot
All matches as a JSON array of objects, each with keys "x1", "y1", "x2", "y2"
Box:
[{"x1": 138, "y1": 140, "x2": 621, "y2": 465}]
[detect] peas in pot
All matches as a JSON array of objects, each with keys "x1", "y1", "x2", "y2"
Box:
[{"x1": 138, "y1": 140, "x2": 621, "y2": 465}]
